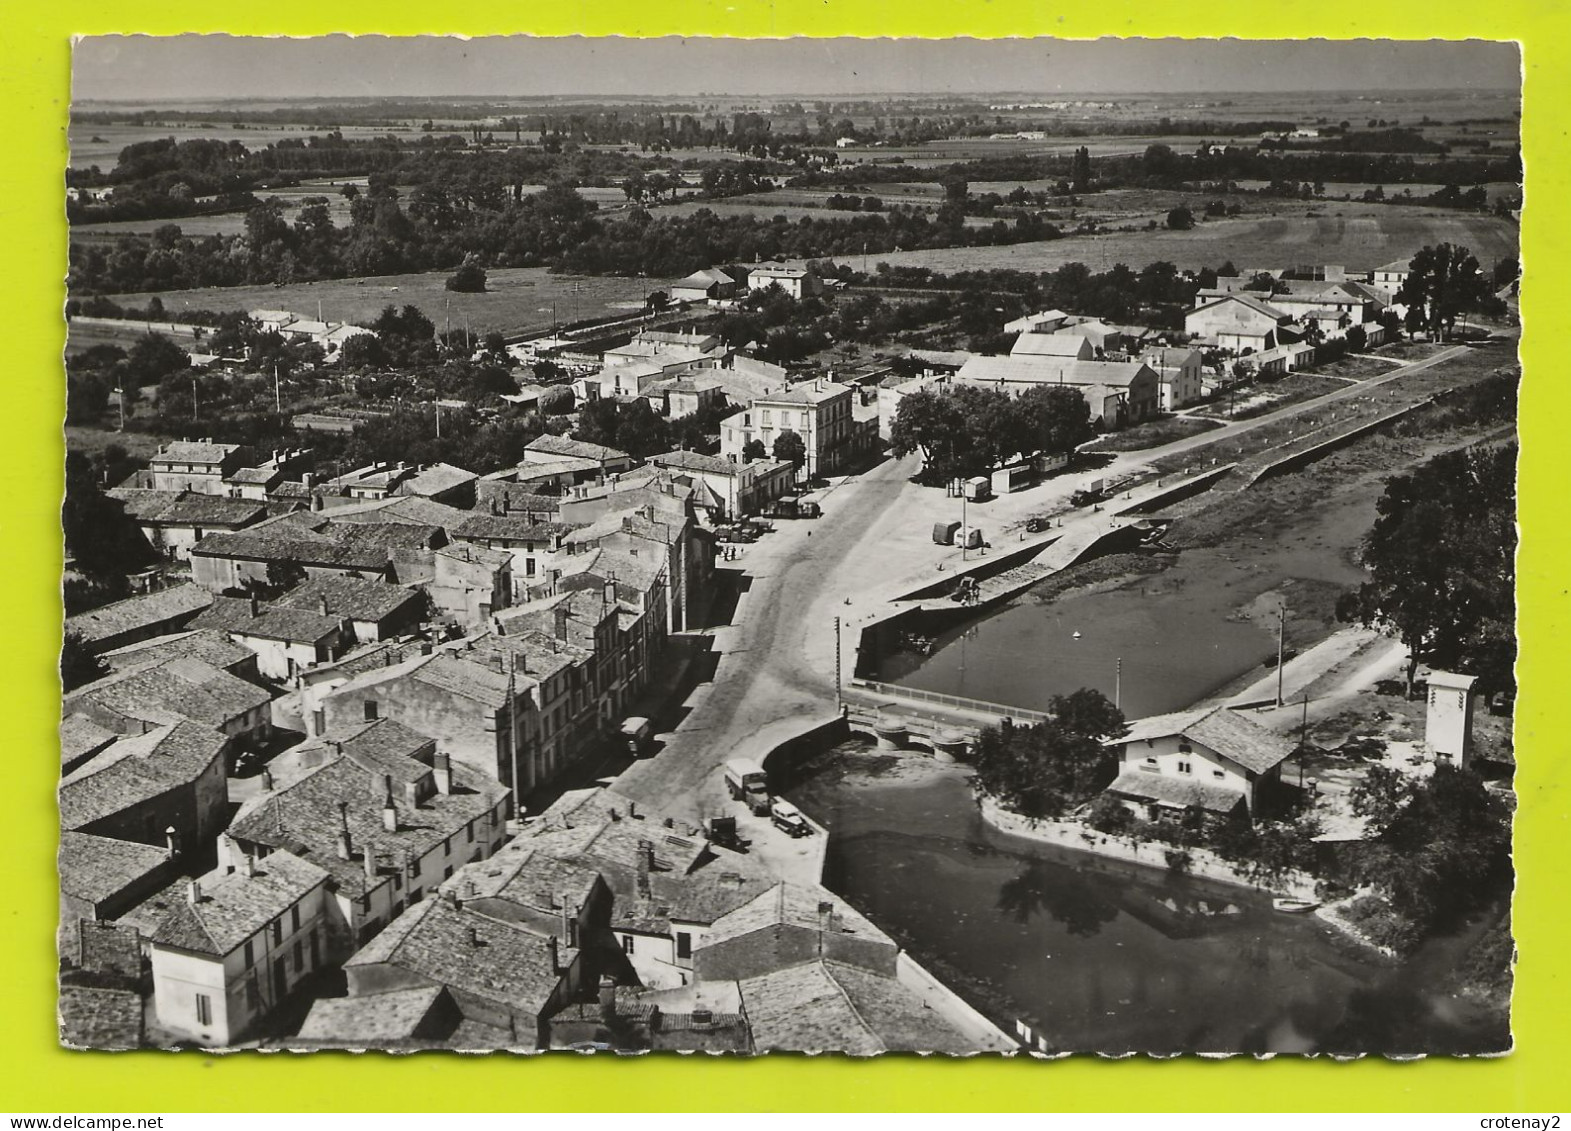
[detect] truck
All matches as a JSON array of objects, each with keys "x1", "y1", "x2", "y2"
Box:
[
  {"x1": 724, "y1": 758, "x2": 771, "y2": 815},
  {"x1": 932, "y1": 520, "x2": 961, "y2": 546},
  {"x1": 619, "y1": 716, "x2": 654, "y2": 757},
  {"x1": 1070, "y1": 478, "x2": 1106, "y2": 507},
  {"x1": 769, "y1": 799, "x2": 812, "y2": 838},
  {"x1": 963, "y1": 476, "x2": 993, "y2": 502}
]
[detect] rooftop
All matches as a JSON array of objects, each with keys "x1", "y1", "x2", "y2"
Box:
[
  {"x1": 956, "y1": 355, "x2": 1154, "y2": 389},
  {"x1": 272, "y1": 576, "x2": 425, "y2": 624},
  {"x1": 1107, "y1": 767, "x2": 1247, "y2": 815},
  {"x1": 65, "y1": 584, "x2": 214, "y2": 645},
  {"x1": 399, "y1": 463, "x2": 479, "y2": 498},
  {"x1": 152, "y1": 440, "x2": 245, "y2": 466},
  {"x1": 524, "y1": 434, "x2": 630, "y2": 464},
  {"x1": 151, "y1": 850, "x2": 329, "y2": 958},
  {"x1": 64, "y1": 655, "x2": 270, "y2": 732},
  {"x1": 735, "y1": 960, "x2": 970, "y2": 1055},
  {"x1": 58, "y1": 986, "x2": 143, "y2": 1050},
  {"x1": 192, "y1": 596, "x2": 343, "y2": 644},
  {"x1": 59, "y1": 720, "x2": 230, "y2": 831},
  {"x1": 1115, "y1": 705, "x2": 1297, "y2": 774},
  {"x1": 108, "y1": 488, "x2": 268, "y2": 528},
  {"x1": 59, "y1": 831, "x2": 171, "y2": 906},
  {"x1": 295, "y1": 986, "x2": 448, "y2": 1045}
]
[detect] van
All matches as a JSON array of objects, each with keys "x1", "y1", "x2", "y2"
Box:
[
  {"x1": 770, "y1": 799, "x2": 812, "y2": 838},
  {"x1": 619, "y1": 717, "x2": 654, "y2": 757}
]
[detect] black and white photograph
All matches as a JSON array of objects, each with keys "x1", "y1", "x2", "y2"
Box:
[{"x1": 58, "y1": 35, "x2": 1520, "y2": 1056}]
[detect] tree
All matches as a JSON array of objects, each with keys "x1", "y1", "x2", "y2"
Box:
[
  {"x1": 1395, "y1": 244, "x2": 1491, "y2": 341},
  {"x1": 123, "y1": 332, "x2": 190, "y2": 388},
  {"x1": 965, "y1": 690, "x2": 1126, "y2": 820},
  {"x1": 61, "y1": 629, "x2": 108, "y2": 692},
  {"x1": 446, "y1": 258, "x2": 488, "y2": 293},
  {"x1": 1016, "y1": 384, "x2": 1095, "y2": 460},
  {"x1": 337, "y1": 332, "x2": 387, "y2": 370},
  {"x1": 1337, "y1": 442, "x2": 1516, "y2": 694},
  {"x1": 1070, "y1": 146, "x2": 1093, "y2": 193},
  {"x1": 1165, "y1": 207, "x2": 1194, "y2": 231},
  {"x1": 773, "y1": 429, "x2": 807, "y2": 474},
  {"x1": 742, "y1": 438, "x2": 767, "y2": 462}
]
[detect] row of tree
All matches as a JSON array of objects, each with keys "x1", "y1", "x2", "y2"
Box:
[{"x1": 889, "y1": 384, "x2": 1096, "y2": 484}]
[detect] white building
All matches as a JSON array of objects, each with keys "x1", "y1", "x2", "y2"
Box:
[{"x1": 1104, "y1": 705, "x2": 1296, "y2": 822}]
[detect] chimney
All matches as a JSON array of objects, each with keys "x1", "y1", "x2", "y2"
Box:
[
  {"x1": 433, "y1": 752, "x2": 451, "y2": 796},
  {"x1": 258, "y1": 768, "x2": 273, "y2": 792},
  {"x1": 164, "y1": 826, "x2": 179, "y2": 861},
  {"x1": 186, "y1": 880, "x2": 203, "y2": 906},
  {"x1": 648, "y1": 1005, "x2": 664, "y2": 1034},
  {"x1": 547, "y1": 933, "x2": 560, "y2": 973},
  {"x1": 691, "y1": 1008, "x2": 713, "y2": 1026},
  {"x1": 249, "y1": 596, "x2": 260, "y2": 617},
  {"x1": 628, "y1": 801, "x2": 638, "y2": 819},
  {"x1": 603, "y1": 579, "x2": 617, "y2": 606},
  {"x1": 818, "y1": 900, "x2": 836, "y2": 935},
  {"x1": 490, "y1": 654, "x2": 505, "y2": 675},
  {"x1": 553, "y1": 606, "x2": 570, "y2": 641},
  {"x1": 239, "y1": 854, "x2": 255, "y2": 879},
  {"x1": 363, "y1": 846, "x2": 377, "y2": 883},
  {"x1": 336, "y1": 801, "x2": 353, "y2": 860},
  {"x1": 318, "y1": 593, "x2": 330, "y2": 616},
  {"x1": 302, "y1": 472, "x2": 315, "y2": 489},
  {"x1": 636, "y1": 839, "x2": 654, "y2": 898},
  {"x1": 403, "y1": 779, "x2": 421, "y2": 811},
  {"x1": 467, "y1": 924, "x2": 481, "y2": 948}
]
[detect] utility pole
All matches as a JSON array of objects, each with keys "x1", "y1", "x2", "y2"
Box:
[
  {"x1": 116, "y1": 381, "x2": 125, "y2": 431},
  {"x1": 192, "y1": 375, "x2": 199, "y2": 421},
  {"x1": 273, "y1": 363, "x2": 281, "y2": 415},
  {"x1": 1299, "y1": 693, "x2": 1310, "y2": 764},
  {"x1": 1115, "y1": 656, "x2": 1122, "y2": 711},
  {"x1": 435, "y1": 403, "x2": 442, "y2": 439},
  {"x1": 834, "y1": 615, "x2": 843, "y2": 707},
  {"x1": 1276, "y1": 602, "x2": 1287, "y2": 707},
  {"x1": 961, "y1": 485, "x2": 968, "y2": 562}
]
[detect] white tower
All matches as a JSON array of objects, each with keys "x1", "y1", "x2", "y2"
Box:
[{"x1": 1426, "y1": 670, "x2": 1479, "y2": 767}]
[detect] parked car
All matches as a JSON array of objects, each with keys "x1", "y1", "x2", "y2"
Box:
[
  {"x1": 715, "y1": 526, "x2": 756, "y2": 544},
  {"x1": 619, "y1": 716, "x2": 654, "y2": 757},
  {"x1": 1025, "y1": 516, "x2": 1050, "y2": 534},
  {"x1": 770, "y1": 799, "x2": 812, "y2": 838}
]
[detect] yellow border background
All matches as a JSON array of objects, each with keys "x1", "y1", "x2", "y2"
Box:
[{"x1": 4, "y1": 1, "x2": 1565, "y2": 1112}]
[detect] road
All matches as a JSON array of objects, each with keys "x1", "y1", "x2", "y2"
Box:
[{"x1": 617, "y1": 341, "x2": 1477, "y2": 823}]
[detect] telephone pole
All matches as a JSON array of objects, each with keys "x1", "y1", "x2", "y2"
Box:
[
  {"x1": 834, "y1": 616, "x2": 843, "y2": 707},
  {"x1": 273, "y1": 363, "x2": 281, "y2": 415},
  {"x1": 1276, "y1": 603, "x2": 1287, "y2": 707},
  {"x1": 1115, "y1": 656, "x2": 1123, "y2": 711}
]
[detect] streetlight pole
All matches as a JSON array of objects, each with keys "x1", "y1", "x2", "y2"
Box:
[
  {"x1": 834, "y1": 615, "x2": 843, "y2": 707},
  {"x1": 961, "y1": 485, "x2": 968, "y2": 562},
  {"x1": 1115, "y1": 656, "x2": 1122, "y2": 711},
  {"x1": 1276, "y1": 602, "x2": 1287, "y2": 708}
]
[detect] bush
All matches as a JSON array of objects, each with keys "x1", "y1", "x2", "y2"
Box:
[
  {"x1": 1086, "y1": 793, "x2": 1133, "y2": 834},
  {"x1": 1164, "y1": 848, "x2": 1192, "y2": 874},
  {"x1": 446, "y1": 260, "x2": 487, "y2": 293},
  {"x1": 1339, "y1": 893, "x2": 1425, "y2": 954}
]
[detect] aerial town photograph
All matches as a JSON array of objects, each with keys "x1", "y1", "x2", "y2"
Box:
[{"x1": 56, "y1": 35, "x2": 1521, "y2": 1057}]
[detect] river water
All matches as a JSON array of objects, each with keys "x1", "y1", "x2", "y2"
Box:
[{"x1": 785, "y1": 744, "x2": 1509, "y2": 1055}]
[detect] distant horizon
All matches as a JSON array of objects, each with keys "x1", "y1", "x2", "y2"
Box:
[{"x1": 73, "y1": 37, "x2": 1522, "y2": 102}]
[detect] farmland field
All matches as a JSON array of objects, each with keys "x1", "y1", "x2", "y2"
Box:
[
  {"x1": 85, "y1": 266, "x2": 680, "y2": 341},
  {"x1": 68, "y1": 122, "x2": 431, "y2": 171},
  {"x1": 847, "y1": 208, "x2": 1517, "y2": 274}
]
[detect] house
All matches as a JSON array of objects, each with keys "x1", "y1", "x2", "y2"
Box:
[
  {"x1": 522, "y1": 434, "x2": 636, "y2": 477},
  {"x1": 745, "y1": 262, "x2": 822, "y2": 300},
  {"x1": 222, "y1": 448, "x2": 315, "y2": 501},
  {"x1": 711, "y1": 353, "x2": 792, "y2": 407},
  {"x1": 100, "y1": 629, "x2": 259, "y2": 682},
  {"x1": 1103, "y1": 705, "x2": 1297, "y2": 822},
  {"x1": 649, "y1": 376, "x2": 725, "y2": 420},
  {"x1": 59, "y1": 720, "x2": 231, "y2": 855},
  {"x1": 1003, "y1": 308, "x2": 1072, "y2": 336},
  {"x1": 670, "y1": 267, "x2": 745, "y2": 304},
  {"x1": 1011, "y1": 333, "x2": 1093, "y2": 361},
  {"x1": 59, "y1": 831, "x2": 180, "y2": 952},
  {"x1": 107, "y1": 489, "x2": 268, "y2": 561},
  {"x1": 594, "y1": 360, "x2": 667, "y2": 400},
  {"x1": 470, "y1": 483, "x2": 562, "y2": 522},
  {"x1": 718, "y1": 380, "x2": 858, "y2": 479},
  {"x1": 60, "y1": 713, "x2": 120, "y2": 774},
  {"x1": 1140, "y1": 347, "x2": 1205, "y2": 410},
  {"x1": 394, "y1": 463, "x2": 479, "y2": 509},
  {"x1": 452, "y1": 516, "x2": 572, "y2": 598},
  {"x1": 954, "y1": 356, "x2": 1160, "y2": 426},
  {"x1": 191, "y1": 596, "x2": 350, "y2": 682},
  {"x1": 1185, "y1": 294, "x2": 1289, "y2": 354},
  {"x1": 694, "y1": 882, "x2": 898, "y2": 983},
  {"x1": 428, "y1": 542, "x2": 513, "y2": 630},
  {"x1": 188, "y1": 517, "x2": 441, "y2": 593},
  {"x1": 148, "y1": 440, "x2": 252, "y2": 495},
  {"x1": 336, "y1": 895, "x2": 584, "y2": 1051},
  {"x1": 271, "y1": 576, "x2": 428, "y2": 646},
  {"x1": 647, "y1": 450, "x2": 794, "y2": 520},
  {"x1": 1056, "y1": 319, "x2": 1124, "y2": 354},
  {"x1": 1371, "y1": 258, "x2": 1413, "y2": 301},
  {"x1": 601, "y1": 341, "x2": 722, "y2": 376},
  {"x1": 144, "y1": 851, "x2": 331, "y2": 1046},
  {"x1": 65, "y1": 584, "x2": 215, "y2": 654},
  {"x1": 222, "y1": 718, "x2": 510, "y2": 952},
  {"x1": 248, "y1": 309, "x2": 298, "y2": 334},
  {"x1": 290, "y1": 984, "x2": 465, "y2": 1048},
  {"x1": 63, "y1": 656, "x2": 272, "y2": 747}
]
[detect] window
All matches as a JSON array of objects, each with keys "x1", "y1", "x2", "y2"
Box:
[
  {"x1": 442, "y1": 836, "x2": 451, "y2": 855},
  {"x1": 1177, "y1": 760, "x2": 1192, "y2": 775},
  {"x1": 443, "y1": 866, "x2": 453, "y2": 880},
  {"x1": 291, "y1": 907, "x2": 300, "y2": 932},
  {"x1": 676, "y1": 932, "x2": 692, "y2": 960},
  {"x1": 195, "y1": 994, "x2": 212, "y2": 1026},
  {"x1": 243, "y1": 940, "x2": 254, "y2": 966},
  {"x1": 363, "y1": 700, "x2": 379, "y2": 721},
  {"x1": 1213, "y1": 769, "x2": 1226, "y2": 780},
  {"x1": 621, "y1": 935, "x2": 635, "y2": 955},
  {"x1": 409, "y1": 856, "x2": 421, "y2": 878},
  {"x1": 293, "y1": 939, "x2": 304, "y2": 970},
  {"x1": 466, "y1": 821, "x2": 475, "y2": 844},
  {"x1": 272, "y1": 921, "x2": 282, "y2": 945},
  {"x1": 409, "y1": 887, "x2": 422, "y2": 904}
]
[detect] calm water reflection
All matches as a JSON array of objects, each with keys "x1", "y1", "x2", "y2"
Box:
[{"x1": 786, "y1": 744, "x2": 1508, "y2": 1055}]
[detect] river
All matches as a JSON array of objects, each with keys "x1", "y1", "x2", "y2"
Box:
[{"x1": 785, "y1": 743, "x2": 1510, "y2": 1055}]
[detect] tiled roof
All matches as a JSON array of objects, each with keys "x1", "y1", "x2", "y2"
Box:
[
  {"x1": 1142, "y1": 347, "x2": 1202, "y2": 369},
  {"x1": 344, "y1": 898, "x2": 568, "y2": 1017},
  {"x1": 436, "y1": 542, "x2": 511, "y2": 570},
  {"x1": 108, "y1": 488, "x2": 266, "y2": 528},
  {"x1": 704, "y1": 882, "x2": 889, "y2": 951},
  {"x1": 64, "y1": 654, "x2": 270, "y2": 731},
  {"x1": 1374, "y1": 259, "x2": 1412, "y2": 274},
  {"x1": 524, "y1": 434, "x2": 630, "y2": 463},
  {"x1": 295, "y1": 986, "x2": 447, "y2": 1044},
  {"x1": 956, "y1": 355, "x2": 1154, "y2": 389},
  {"x1": 1115, "y1": 705, "x2": 1296, "y2": 774},
  {"x1": 454, "y1": 515, "x2": 571, "y2": 544},
  {"x1": 1191, "y1": 293, "x2": 1288, "y2": 321},
  {"x1": 192, "y1": 596, "x2": 343, "y2": 644},
  {"x1": 736, "y1": 962, "x2": 884, "y2": 1054},
  {"x1": 650, "y1": 450, "x2": 745, "y2": 477},
  {"x1": 59, "y1": 720, "x2": 229, "y2": 830},
  {"x1": 272, "y1": 576, "x2": 424, "y2": 624},
  {"x1": 755, "y1": 381, "x2": 851, "y2": 406},
  {"x1": 191, "y1": 531, "x2": 387, "y2": 572},
  {"x1": 227, "y1": 466, "x2": 282, "y2": 485},
  {"x1": 60, "y1": 713, "x2": 117, "y2": 768},
  {"x1": 59, "y1": 831, "x2": 170, "y2": 905},
  {"x1": 229, "y1": 741, "x2": 505, "y2": 898},
  {"x1": 65, "y1": 585, "x2": 214, "y2": 645},
  {"x1": 152, "y1": 440, "x2": 244, "y2": 466},
  {"x1": 814, "y1": 961, "x2": 975, "y2": 1054},
  {"x1": 326, "y1": 495, "x2": 473, "y2": 532},
  {"x1": 329, "y1": 650, "x2": 515, "y2": 711},
  {"x1": 1011, "y1": 333, "x2": 1091, "y2": 358},
  {"x1": 445, "y1": 841, "x2": 602, "y2": 912},
  {"x1": 1107, "y1": 767, "x2": 1247, "y2": 814},
  {"x1": 400, "y1": 463, "x2": 478, "y2": 498},
  {"x1": 58, "y1": 985, "x2": 143, "y2": 1050},
  {"x1": 102, "y1": 629, "x2": 255, "y2": 675},
  {"x1": 151, "y1": 850, "x2": 328, "y2": 957}
]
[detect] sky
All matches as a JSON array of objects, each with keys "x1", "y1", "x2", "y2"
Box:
[{"x1": 72, "y1": 36, "x2": 1522, "y2": 102}]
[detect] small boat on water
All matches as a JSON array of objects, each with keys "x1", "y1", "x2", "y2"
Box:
[{"x1": 1272, "y1": 897, "x2": 1320, "y2": 914}]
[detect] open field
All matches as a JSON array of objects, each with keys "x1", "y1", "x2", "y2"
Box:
[
  {"x1": 848, "y1": 208, "x2": 1517, "y2": 274},
  {"x1": 69, "y1": 122, "x2": 430, "y2": 171},
  {"x1": 86, "y1": 266, "x2": 680, "y2": 340}
]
